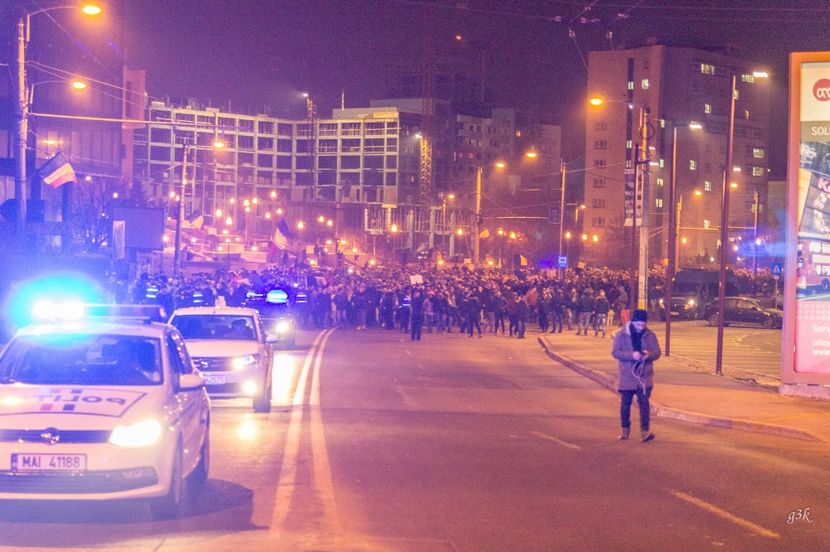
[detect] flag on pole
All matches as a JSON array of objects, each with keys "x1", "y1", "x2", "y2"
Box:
[
  {"x1": 273, "y1": 218, "x2": 290, "y2": 249},
  {"x1": 515, "y1": 254, "x2": 528, "y2": 267},
  {"x1": 37, "y1": 152, "x2": 77, "y2": 189}
]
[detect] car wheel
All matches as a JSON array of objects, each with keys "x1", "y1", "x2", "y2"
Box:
[
  {"x1": 189, "y1": 425, "x2": 209, "y2": 489},
  {"x1": 707, "y1": 314, "x2": 718, "y2": 327},
  {"x1": 150, "y1": 442, "x2": 184, "y2": 520},
  {"x1": 253, "y1": 380, "x2": 272, "y2": 413}
]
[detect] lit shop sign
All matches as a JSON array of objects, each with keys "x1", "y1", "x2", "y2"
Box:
[{"x1": 785, "y1": 53, "x2": 830, "y2": 384}]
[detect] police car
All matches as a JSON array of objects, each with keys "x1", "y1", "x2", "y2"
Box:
[
  {"x1": 242, "y1": 289, "x2": 296, "y2": 348},
  {"x1": 168, "y1": 307, "x2": 274, "y2": 412},
  {"x1": 0, "y1": 302, "x2": 210, "y2": 520}
]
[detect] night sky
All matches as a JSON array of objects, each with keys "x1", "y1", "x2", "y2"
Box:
[{"x1": 17, "y1": 1, "x2": 830, "y2": 176}]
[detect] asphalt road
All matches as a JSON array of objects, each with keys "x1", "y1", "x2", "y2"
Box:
[{"x1": 0, "y1": 327, "x2": 826, "y2": 551}]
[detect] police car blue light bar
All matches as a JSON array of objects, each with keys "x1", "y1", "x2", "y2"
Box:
[{"x1": 266, "y1": 290, "x2": 289, "y2": 304}]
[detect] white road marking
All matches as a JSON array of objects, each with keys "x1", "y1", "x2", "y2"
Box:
[
  {"x1": 670, "y1": 490, "x2": 780, "y2": 540},
  {"x1": 530, "y1": 430, "x2": 582, "y2": 451},
  {"x1": 270, "y1": 330, "x2": 326, "y2": 529},
  {"x1": 310, "y1": 328, "x2": 339, "y2": 531}
]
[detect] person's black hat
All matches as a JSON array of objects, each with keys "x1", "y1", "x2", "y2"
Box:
[{"x1": 632, "y1": 309, "x2": 648, "y2": 322}]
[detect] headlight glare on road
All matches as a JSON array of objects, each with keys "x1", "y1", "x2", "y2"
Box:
[
  {"x1": 232, "y1": 355, "x2": 259, "y2": 370},
  {"x1": 275, "y1": 320, "x2": 290, "y2": 334},
  {"x1": 109, "y1": 419, "x2": 163, "y2": 448}
]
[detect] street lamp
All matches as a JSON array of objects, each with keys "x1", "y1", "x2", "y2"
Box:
[
  {"x1": 473, "y1": 160, "x2": 507, "y2": 266},
  {"x1": 14, "y1": 3, "x2": 102, "y2": 230}
]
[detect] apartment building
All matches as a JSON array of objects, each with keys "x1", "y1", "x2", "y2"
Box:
[{"x1": 584, "y1": 41, "x2": 771, "y2": 268}]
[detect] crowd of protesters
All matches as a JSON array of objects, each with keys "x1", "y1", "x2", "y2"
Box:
[{"x1": 119, "y1": 260, "x2": 780, "y2": 342}]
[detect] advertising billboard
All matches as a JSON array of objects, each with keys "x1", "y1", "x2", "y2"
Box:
[{"x1": 784, "y1": 53, "x2": 830, "y2": 384}]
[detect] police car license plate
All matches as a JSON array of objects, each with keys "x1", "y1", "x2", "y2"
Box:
[
  {"x1": 204, "y1": 375, "x2": 226, "y2": 385},
  {"x1": 12, "y1": 453, "x2": 86, "y2": 473}
]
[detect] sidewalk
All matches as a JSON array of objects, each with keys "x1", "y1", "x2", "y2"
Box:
[{"x1": 535, "y1": 329, "x2": 830, "y2": 442}]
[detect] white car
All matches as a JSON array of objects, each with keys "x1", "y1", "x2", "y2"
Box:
[
  {"x1": 0, "y1": 313, "x2": 210, "y2": 519},
  {"x1": 168, "y1": 307, "x2": 275, "y2": 412}
]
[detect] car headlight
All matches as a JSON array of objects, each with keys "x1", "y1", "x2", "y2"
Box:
[
  {"x1": 232, "y1": 354, "x2": 259, "y2": 370},
  {"x1": 686, "y1": 299, "x2": 696, "y2": 306},
  {"x1": 658, "y1": 298, "x2": 664, "y2": 306},
  {"x1": 275, "y1": 320, "x2": 290, "y2": 334},
  {"x1": 109, "y1": 419, "x2": 163, "y2": 448}
]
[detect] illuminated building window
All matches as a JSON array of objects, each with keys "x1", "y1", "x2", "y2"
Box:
[
  {"x1": 592, "y1": 198, "x2": 606, "y2": 209},
  {"x1": 700, "y1": 63, "x2": 715, "y2": 75},
  {"x1": 704, "y1": 180, "x2": 712, "y2": 191},
  {"x1": 753, "y1": 148, "x2": 765, "y2": 159},
  {"x1": 656, "y1": 178, "x2": 664, "y2": 187},
  {"x1": 594, "y1": 140, "x2": 607, "y2": 150},
  {"x1": 752, "y1": 166, "x2": 765, "y2": 177},
  {"x1": 641, "y1": 79, "x2": 649, "y2": 89},
  {"x1": 592, "y1": 217, "x2": 606, "y2": 228},
  {"x1": 627, "y1": 81, "x2": 634, "y2": 91},
  {"x1": 656, "y1": 198, "x2": 663, "y2": 208},
  {"x1": 626, "y1": 140, "x2": 633, "y2": 149},
  {"x1": 594, "y1": 159, "x2": 607, "y2": 168},
  {"x1": 742, "y1": 74, "x2": 755, "y2": 83},
  {"x1": 704, "y1": 103, "x2": 712, "y2": 114},
  {"x1": 689, "y1": 159, "x2": 697, "y2": 171},
  {"x1": 744, "y1": 110, "x2": 750, "y2": 120},
  {"x1": 659, "y1": 159, "x2": 665, "y2": 168},
  {"x1": 703, "y1": 219, "x2": 711, "y2": 229}
]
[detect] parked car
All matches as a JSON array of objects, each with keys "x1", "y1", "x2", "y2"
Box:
[
  {"x1": 703, "y1": 296, "x2": 783, "y2": 329},
  {"x1": 660, "y1": 269, "x2": 738, "y2": 320}
]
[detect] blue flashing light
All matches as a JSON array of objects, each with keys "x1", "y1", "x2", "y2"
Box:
[
  {"x1": 4, "y1": 272, "x2": 104, "y2": 330},
  {"x1": 246, "y1": 291, "x2": 264, "y2": 299},
  {"x1": 266, "y1": 289, "x2": 289, "y2": 304}
]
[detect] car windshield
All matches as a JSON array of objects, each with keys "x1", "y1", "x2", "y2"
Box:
[
  {"x1": 171, "y1": 314, "x2": 257, "y2": 341},
  {"x1": 673, "y1": 282, "x2": 699, "y2": 295},
  {"x1": 0, "y1": 334, "x2": 163, "y2": 386}
]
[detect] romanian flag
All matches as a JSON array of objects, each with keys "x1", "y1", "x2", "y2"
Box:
[
  {"x1": 37, "y1": 152, "x2": 77, "y2": 188},
  {"x1": 515, "y1": 254, "x2": 528, "y2": 267}
]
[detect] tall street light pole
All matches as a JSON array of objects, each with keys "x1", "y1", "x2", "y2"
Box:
[
  {"x1": 715, "y1": 74, "x2": 738, "y2": 376},
  {"x1": 473, "y1": 166, "x2": 482, "y2": 266},
  {"x1": 14, "y1": 4, "x2": 102, "y2": 233},
  {"x1": 665, "y1": 124, "x2": 679, "y2": 357},
  {"x1": 557, "y1": 159, "x2": 566, "y2": 279},
  {"x1": 636, "y1": 107, "x2": 652, "y2": 310},
  {"x1": 173, "y1": 144, "x2": 191, "y2": 275}
]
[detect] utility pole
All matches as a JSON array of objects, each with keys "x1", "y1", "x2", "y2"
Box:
[
  {"x1": 473, "y1": 166, "x2": 482, "y2": 266},
  {"x1": 665, "y1": 125, "x2": 679, "y2": 356},
  {"x1": 15, "y1": 13, "x2": 28, "y2": 229},
  {"x1": 173, "y1": 144, "x2": 190, "y2": 274},
  {"x1": 557, "y1": 159, "x2": 566, "y2": 279},
  {"x1": 637, "y1": 107, "x2": 651, "y2": 310}
]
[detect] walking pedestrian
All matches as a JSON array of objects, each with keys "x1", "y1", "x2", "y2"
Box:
[{"x1": 612, "y1": 309, "x2": 660, "y2": 442}]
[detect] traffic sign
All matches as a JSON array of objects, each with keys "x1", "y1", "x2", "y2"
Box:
[
  {"x1": 558, "y1": 256, "x2": 568, "y2": 268},
  {"x1": 771, "y1": 262, "x2": 783, "y2": 280}
]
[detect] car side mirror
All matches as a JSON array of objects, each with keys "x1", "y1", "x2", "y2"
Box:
[
  {"x1": 179, "y1": 372, "x2": 204, "y2": 391},
  {"x1": 266, "y1": 334, "x2": 279, "y2": 344}
]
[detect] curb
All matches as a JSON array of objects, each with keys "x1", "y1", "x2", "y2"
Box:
[{"x1": 537, "y1": 337, "x2": 822, "y2": 442}]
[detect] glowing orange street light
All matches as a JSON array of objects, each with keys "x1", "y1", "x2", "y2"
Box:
[
  {"x1": 230, "y1": 198, "x2": 236, "y2": 204},
  {"x1": 326, "y1": 219, "x2": 334, "y2": 227},
  {"x1": 270, "y1": 190, "x2": 277, "y2": 199},
  {"x1": 694, "y1": 189, "x2": 703, "y2": 197},
  {"x1": 582, "y1": 233, "x2": 588, "y2": 241},
  {"x1": 681, "y1": 237, "x2": 688, "y2": 244},
  {"x1": 225, "y1": 216, "x2": 233, "y2": 226},
  {"x1": 565, "y1": 231, "x2": 572, "y2": 240},
  {"x1": 592, "y1": 234, "x2": 599, "y2": 242},
  {"x1": 70, "y1": 80, "x2": 88, "y2": 91},
  {"x1": 215, "y1": 209, "x2": 223, "y2": 217},
  {"x1": 456, "y1": 228, "x2": 464, "y2": 236},
  {"x1": 318, "y1": 215, "x2": 326, "y2": 223},
  {"x1": 495, "y1": 161, "x2": 506, "y2": 169},
  {"x1": 297, "y1": 221, "x2": 305, "y2": 230},
  {"x1": 369, "y1": 259, "x2": 377, "y2": 266},
  {"x1": 243, "y1": 199, "x2": 250, "y2": 207},
  {"x1": 525, "y1": 150, "x2": 538, "y2": 159},
  {"x1": 588, "y1": 96, "x2": 604, "y2": 106},
  {"x1": 390, "y1": 223, "x2": 399, "y2": 233},
  {"x1": 730, "y1": 182, "x2": 738, "y2": 189},
  {"x1": 352, "y1": 247, "x2": 358, "y2": 254},
  {"x1": 276, "y1": 207, "x2": 283, "y2": 215},
  {"x1": 213, "y1": 139, "x2": 225, "y2": 149},
  {"x1": 265, "y1": 212, "x2": 271, "y2": 220},
  {"x1": 509, "y1": 231, "x2": 517, "y2": 240},
  {"x1": 81, "y1": 5, "x2": 103, "y2": 16},
  {"x1": 244, "y1": 206, "x2": 251, "y2": 213},
  {"x1": 447, "y1": 193, "x2": 456, "y2": 201}
]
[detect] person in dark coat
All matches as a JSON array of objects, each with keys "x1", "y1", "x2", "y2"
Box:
[
  {"x1": 515, "y1": 295, "x2": 530, "y2": 339},
  {"x1": 611, "y1": 309, "x2": 661, "y2": 442},
  {"x1": 410, "y1": 289, "x2": 425, "y2": 341},
  {"x1": 465, "y1": 293, "x2": 482, "y2": 338}
]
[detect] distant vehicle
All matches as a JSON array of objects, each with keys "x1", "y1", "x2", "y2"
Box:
[
  {"x1": 0, "y1": 303, "x2": 210, "y2": 520},
  {"x1": 169, "y1": 307, "x2": 275, "y2": 412},
  {"x1": 242, "y1": 288, "x2": 296, "y2": 348},
  {"x1": 660, "y1": 269, "x2": 738, "y2": 320},
  {"x1": 797, "y1": 237, "x2": 830, "y2": 294},
  {"x1": 703, "y1": 296, "x2": 783, "y2": 329}
]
